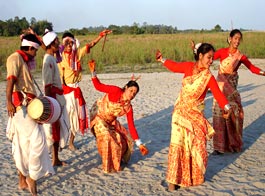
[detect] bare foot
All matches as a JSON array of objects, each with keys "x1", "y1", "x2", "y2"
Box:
[
  {"x1": 168, "y1": 183, "x2": 180, "y2": 191},
  {"x1": 18, "y1": 183, "x2": 28, "y2": 190},
  {"x1": 68, "y1": 144, "x2": 78, "y2": 151},
  {"x1": 168, "y1": 183, "x2": 176, "y2": 191},
  {"x1": 26, "y1": 177, "x2": 37, "y2": 196},
  {"x1": 52, "y1": 160, "x2": 68, "y2": 167},
  {"x1": 18, "y1": 182, "x2": 28, "y2": 190},
  {"x1": 18, "y1": 171, "x2": 28, "y2": 190}
]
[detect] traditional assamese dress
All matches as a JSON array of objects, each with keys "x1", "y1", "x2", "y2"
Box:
[
  {"x1": 57, "y1": 44, "x2": 91, "y2": 135},
  {"x1": 162, "y1": 60, "x2": 229, "y2": 187},
  {"x1": 42, "y1": 53, "x2": 70, "y2": 151},
  {"x1": 212, "y1": 48, "x2": 262, "y2": 153},
  {"x1": 6, "y1": 50, "x2": 54, "y2": 180},
  {"x1": 90, "y1": 76, "x2": 141, "y2": 173}
]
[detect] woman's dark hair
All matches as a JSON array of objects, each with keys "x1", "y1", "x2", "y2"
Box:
[
  {"x1": 62, "y1": 32, "x2": 75, "y2": 39},
  {"x1": 123, "y1": 80, "x2": 140, "y2": 93},
  {"x1": 230, "y1": 29, "x2": 242, "y2": 38},
  {"x1": 227, "y1": 29, "x2": 243, "y2": 44},
  {"x1": 194, "y1": 43, "x2": 215, "y2": 61}
]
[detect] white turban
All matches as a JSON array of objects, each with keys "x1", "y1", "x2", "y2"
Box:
[
  {"x1": 42, "y1": 29, "x2": 57, "y2": 46},
  {"x1": 21, "y1": 39, "x2": 40, "y2": 49}
]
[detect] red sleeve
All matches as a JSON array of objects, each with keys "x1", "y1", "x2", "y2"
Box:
[
  {"x1": 163, "y1": 60, "x2": 193, "y2": 74},
  {"x1": 126, "y1": 106, "x2": 139, "y2": 140},
  {"x1": 92, "y1": 76, "x2": 122, "y2": 102},
  {"x1": 213, "y1": 48, "x2": 229, "y2": 61},
  {"x1": 240, "y1": 55, "x2": 261, "y2": 74},
  {"x1": 213, "y1": 48, "x2": 222, "y2": 60},
  {"x1": 207, "y1": 76, "x2": 229, "y2": 109}
]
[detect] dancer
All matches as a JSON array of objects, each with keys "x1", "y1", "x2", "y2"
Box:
[
  {"x1": 57, "y1": 30, "x2": 112, "y2": 151},
  {"x1": 42, "y1": 29, "x2": 70, "y2": 166},
  {"x1": 88, "y1": 60, "x2": 149, "y2": 173},
  {"x1": 192, "y1": 29, "x2": 265, "y2": 154},
  {"x1": 156, "y1": 43, "x2": 232, "y2": 191},
  {"x1": 6, "y1": 33, "x2": 54, "y2": 196}
]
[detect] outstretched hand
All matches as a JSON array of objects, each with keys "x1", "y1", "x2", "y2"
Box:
[
  {"x1": 139, "y1": 144, "x2": 149, "y2": 156},
  {"x1": 99, "y1": 29, "x2": 112, "y2": 37},
  {"x1": 156, "y1": 49, "x2": 163, "y2": 62},
  {"x1": 88, "y1": 59, "x2": 96, "y2": 73}
]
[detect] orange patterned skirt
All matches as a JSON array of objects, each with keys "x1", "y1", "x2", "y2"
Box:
[
  {"x1": 166, "y1": 122, "x2": 208, "y2": 187},
  {"x1": 92, "y1": 119, "x2": 133, "y2": 173}
]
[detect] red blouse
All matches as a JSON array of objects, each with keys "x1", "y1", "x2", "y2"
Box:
[
  {"x1": 163, "y1": 60, "x2": 229, "y2": 109},
  {"x1": 92, "y1": 77, "x2": 139, "y2": 140},
  {"x1": 214, "y1": 48, "x2": 261, "y2": 74}
]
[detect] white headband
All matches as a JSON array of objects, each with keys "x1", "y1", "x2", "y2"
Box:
[
  {"x1": 43, "y1": 31, "x2": 57, "y2": 46},
  {"x1": 21, "y1": 39, "x2": 40, "y2": 49},
  {"x1": 62, "y1": 37, "x2": 75, "y2": 45}
]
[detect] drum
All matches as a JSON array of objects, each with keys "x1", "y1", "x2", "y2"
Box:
[{"x1": 27, "y1": 96, "x2": 61, "y2": 124}]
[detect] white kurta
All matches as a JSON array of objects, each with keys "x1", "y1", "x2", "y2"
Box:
[{"x1": 42, "y1": 53, "x2": 70, "y2": 150}]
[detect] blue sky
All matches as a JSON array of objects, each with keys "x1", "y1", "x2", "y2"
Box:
[{"x1": 1, "y1": 0, "x2": 265, "y2": 32}]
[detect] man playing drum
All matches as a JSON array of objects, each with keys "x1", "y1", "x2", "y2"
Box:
[
  {"x1": 42, "y1": 29, "x2": 70, "y2": 166},
  {"x1": 6, "y1": 33, "x2": 55, "y2": 196}
]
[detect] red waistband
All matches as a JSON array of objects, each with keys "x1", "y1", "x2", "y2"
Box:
[{"x1": 13, "y1": 91, "x2": 36, "y2": 107}]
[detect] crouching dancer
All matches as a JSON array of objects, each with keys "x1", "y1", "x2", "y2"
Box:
[{"x1": 88, "y1": 60, "x2": 149, "y2": 173}]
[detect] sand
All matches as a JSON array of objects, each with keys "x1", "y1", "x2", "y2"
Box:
[{"x1": 0, "y1": 61, "x2": 265, "y2": 196}]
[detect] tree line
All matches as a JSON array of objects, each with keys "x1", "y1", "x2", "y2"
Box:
[{"x1": 0, "y1": 17, "x2": 229, "y2": 37}]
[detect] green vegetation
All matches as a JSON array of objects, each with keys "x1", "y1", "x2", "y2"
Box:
[{"x1": 1, "y1": 31, "x2": 265, "y2": 80}]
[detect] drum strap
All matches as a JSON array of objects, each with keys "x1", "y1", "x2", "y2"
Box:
[{"x1": 32, "y1": 75, "x2": 44, "y2": 96}]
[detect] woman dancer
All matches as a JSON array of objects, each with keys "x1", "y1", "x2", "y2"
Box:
[
  {"x1": 156, "y1": 43, "x2": 232, "y2": 191},
  {"x1": 192, "y1": 29, "x2": 265, "y2": 154},
  {"x1": 88, "y1": 60, "x2": 149, "y2": 173}
]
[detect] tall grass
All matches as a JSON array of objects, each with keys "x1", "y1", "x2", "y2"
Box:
[{"x1": 1, "y1": 31, "x2": 265, "y2": 80}]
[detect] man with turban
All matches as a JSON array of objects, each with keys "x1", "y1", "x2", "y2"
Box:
[
  {"x1": 6, "y1": 33, "x2": 55, "y2": 196},
  {"x1": 42, "y1": 29, "x2": 70, "y2": 166},
  {"x1": 57, "y1": 29, "x2": 112, "y2": 151}
]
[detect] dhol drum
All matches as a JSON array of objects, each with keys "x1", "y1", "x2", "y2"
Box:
[{"x1": 27, "y1": 96, "x2": 61, "y2": 124}]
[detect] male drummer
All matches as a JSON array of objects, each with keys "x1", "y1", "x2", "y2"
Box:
[
  {"x1": 42, "y1": 29, "x2": 70, "y2": 166},
  {"x1": 6, "y1": 32, "x2": 55, "y2": 196}
]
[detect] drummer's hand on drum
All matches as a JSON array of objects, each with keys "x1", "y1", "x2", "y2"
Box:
[
  {"x1": 88, "y1": 59, "x2": 96, "y2": 73},
  {"x1": 7, "y1": 101, "x2": 15, "y2": 117}
]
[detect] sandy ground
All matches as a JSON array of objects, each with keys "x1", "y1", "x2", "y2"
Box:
[{"x1": 0, "y1": 61, "x2": 265, "y2": 196}]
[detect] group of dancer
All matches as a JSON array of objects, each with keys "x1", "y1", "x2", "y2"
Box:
[{"x1": 5, "y1": 28, "x2": 265, "y2": 195}]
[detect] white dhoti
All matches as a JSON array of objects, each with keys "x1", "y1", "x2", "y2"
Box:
[
  {"x1": 64, "y1": 90, "x2": 80, "y2": 136},
  {"x1": 43, "y1": 105, "x2": 70, "y2": 151},
  {"x1": 6, "y1": 106, "x2": 55, "y2": 180}
]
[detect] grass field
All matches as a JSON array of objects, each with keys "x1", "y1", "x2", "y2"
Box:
[{"x1": 1, "y1": 31, "x2": 265, "y2": 80}]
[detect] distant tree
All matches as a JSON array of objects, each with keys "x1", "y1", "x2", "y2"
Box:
[
  {"x1": 31, "y1": 20, "x2": 53, "y2": 35},
  {"x1": 108, "y1": 25, "x2": 122, "y2": 34},
  {"x1": 30, "y1": 17, "x2": 37, "y2": 27},
  {"x1": 4, "y1": 19, "x2": 17, "y2": 36},
  {"x1": 213, "y1": 24, "x2": 223, "y2": 32},
  {"x1": 130, "y1": 22, "x2": 144, "y2": 34},
  {"x1": 19, "y1": 17, "x2": 30, "y2": 31},
  {"x1": 0, "y1": 20, "x2": 5, "y2": 35}
]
